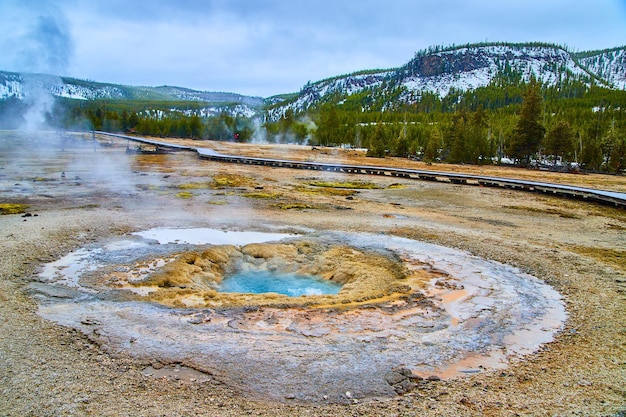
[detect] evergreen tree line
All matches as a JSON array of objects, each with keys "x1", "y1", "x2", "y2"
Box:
[
  {"x1": 268, "y1": 78, "x2": 626, "y2": 173},
  {"x1": 49, "y1": 103, "x2": 256, "y2": 142}
]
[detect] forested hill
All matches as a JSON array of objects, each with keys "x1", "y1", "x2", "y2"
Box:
[
  {"x1": 575, "y1": 46, "x2": 626, "y2": 89},
  {"x1": 268, "y1": 42, "x2": 626, "y2": 119},
  {"x1": 1, "y1": 42, "x2": 624, "y2": 118},
  {"x1": 262, "y1": 42, "x2": 625, "y2": 174},
  {"x1": 0, "y1": 71, "x2": 264, "y2": 114}
]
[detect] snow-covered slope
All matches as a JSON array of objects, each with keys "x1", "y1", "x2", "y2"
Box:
[
  {"x1": 0, "y1": 72, "x2": 22, "y2": 99},
  {"x1": 0, "y1": 72, "x2": 128, "y2": 100},
  {"x1": 148, "y1": 86, "x2": 264, "y2": 107},
  {"x1": 400, "y1": 44, "x2": 599, "y2": 97},
  {"x1": 269, "y1": 43, "x2": 623, "y2": 120},
  {"x1": 0, "y1": 71, "x2": 264, "y2": 116},
  {"x1": 267, "y1": 70, "x2": 393, "y2": 119},
  {"x1": 576, "y1": 47, "x2": 626, "y2": 89}
]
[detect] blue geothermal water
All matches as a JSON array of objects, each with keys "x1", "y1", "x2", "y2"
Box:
[{"x1": 219, "y1": 270, "x2": 342, "y2": 296}]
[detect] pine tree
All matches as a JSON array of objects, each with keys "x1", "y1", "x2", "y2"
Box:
[
  {"x1": 544, "y1": 120, "x2": 575, "y2": 163},
  {"x1": 423, "y1": 128, "x2": 442, "y2": 163},
  {"x1": 602, "y1": 126, "x2": 626, "y2": 173},
  {"x1": 189, "y1": 115, "x2": 202, "y2": 139},
  {"x1": 447, "y1": 110, "x2": 468, "y2": 163},
  {"x1": 366, "y1": 123, "x2": 387, "y2": 157},
  {"x1": 507, "y1": 78, "x2": 546, "y2": 165},
  {"x1": 468, "y1": 106, "x2": 490, "y2": 164},
  {"x1": 314, "y1": 104, "x2": 340, "y2": 146},
  {"x1": 128, "y1": 112, "x2": 139, "y2": 130},
  {"x1": 393, "y1": 122, "x2": 410, "y2": 157}
]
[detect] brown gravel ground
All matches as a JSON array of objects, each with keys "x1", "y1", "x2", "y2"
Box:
[{"x1": 0, "y1": 133, "x2": 625, "y2": 416}]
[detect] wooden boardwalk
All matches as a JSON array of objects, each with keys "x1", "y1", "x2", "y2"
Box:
[{"x1": 98, "y1": 132, "x2": 626, "y2": 209}]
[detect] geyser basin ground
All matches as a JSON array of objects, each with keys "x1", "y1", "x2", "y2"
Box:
[
  {"x1": 3, "y1": 132, "x2": 624, "y2": 415},
  {"x1": 33, "y1": 227, "x2": 566, "y2": 403}
]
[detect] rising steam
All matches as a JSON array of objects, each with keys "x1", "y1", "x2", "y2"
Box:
[{"x1": 0, "y1": 0, "x2": 74, "y2": 130}]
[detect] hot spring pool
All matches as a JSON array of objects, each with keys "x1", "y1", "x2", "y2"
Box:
[
  {"x1": 34, "y1": 227, "x2": 567, "y2": 403},
  {"x1": 219, "y1": 270, "x2": 342, "y2": 296}
]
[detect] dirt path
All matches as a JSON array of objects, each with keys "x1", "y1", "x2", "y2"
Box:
[{"x1": 1, "y1": 132, "x2": 625, "y2": 416}]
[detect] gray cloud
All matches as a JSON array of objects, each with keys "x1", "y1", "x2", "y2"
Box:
[{"x1": 2, "y1": 0, "x2": 625, "y2": 96}]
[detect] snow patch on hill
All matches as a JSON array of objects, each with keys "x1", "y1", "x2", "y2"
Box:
[
  {"x1": 402, "y1": 66, "x2": 495, "y2": 98},
  {"x1": 0, "y1": 80, "x2": 22, "y2": 99},
  {"x1": 0, "y1": 71, "x2": 262, "y2": 117},
  {"x1": 50, "y1": 83, "x2": 127, "y2": 100},
  {"x1": 268, "y1": 71, "x2": 393, "y2": 119},
  {"x1": 180, "y1": 104, "x2": 257, "y2": 118},
  {"x1": 578, "y1": 48, "x2": 626, "y2": 89},
  {"x1": 0, "y1": 73, "x2": 127, "y2": 101},
  {"x1": 401, "y1": 45, "x2": 596, "y2": 98}
]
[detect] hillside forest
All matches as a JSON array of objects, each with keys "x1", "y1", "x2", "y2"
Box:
[{"x1": 2, "y1": 75, "x2": 625, "y2": 173}]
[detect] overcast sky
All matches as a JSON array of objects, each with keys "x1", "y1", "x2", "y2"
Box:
[{"x1": 1, "y1": 0, "x2": 625, "y2": 97}]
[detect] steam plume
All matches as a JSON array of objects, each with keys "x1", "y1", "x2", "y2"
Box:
[
  {"x1": 0, "y1": 0, "x2": 74, "y2": 130},
  {"x1": 1, "y1": 0, "x2": 74, "y2": 74}
]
